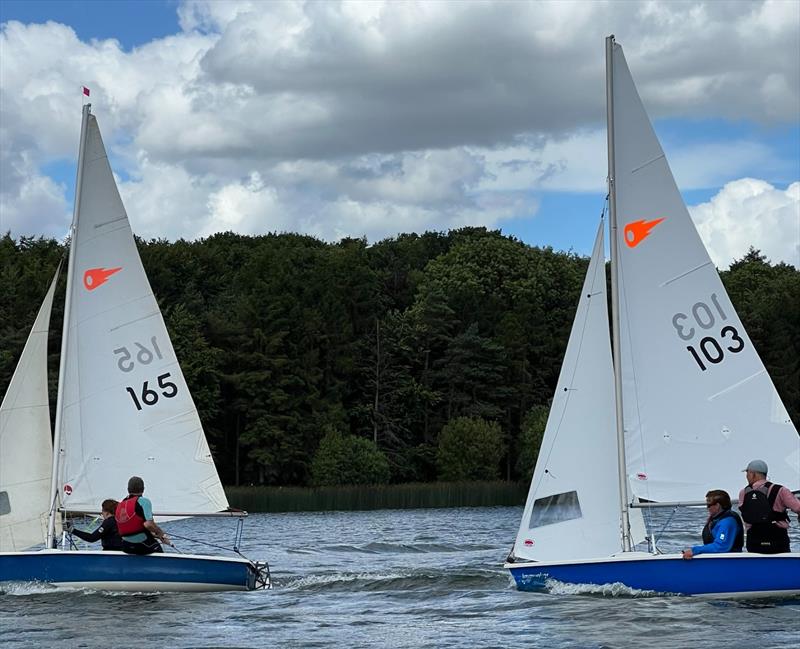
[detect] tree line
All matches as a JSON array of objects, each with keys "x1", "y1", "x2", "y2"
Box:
[{"x1": 1, "y1": 231, "x2": 798, "y2": 487}]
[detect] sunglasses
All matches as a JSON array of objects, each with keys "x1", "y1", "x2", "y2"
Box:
[{"x1": 706, "y1": 502, "x2": 718, "y2": 508}]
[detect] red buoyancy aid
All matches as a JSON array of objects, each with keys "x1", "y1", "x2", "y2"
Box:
[{"x1": 115, "y1": 496, "x2": 146, "y2": 536}]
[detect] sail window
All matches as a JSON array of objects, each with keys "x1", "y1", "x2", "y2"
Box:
[
  {"x1": 529, "y1": 491, "x2": 582, "y2": 528},
  {"x1": 0, "y1": 491, "x2": 10, "y2": 515}
]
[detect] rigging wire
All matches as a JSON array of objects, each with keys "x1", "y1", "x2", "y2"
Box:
[{"x1": 164, "y1": 531, "x2": 253, "y2": 563}]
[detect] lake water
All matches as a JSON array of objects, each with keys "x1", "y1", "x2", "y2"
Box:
[{"x1": 2, "y1": 506, "x2": 799, "y2": 648}]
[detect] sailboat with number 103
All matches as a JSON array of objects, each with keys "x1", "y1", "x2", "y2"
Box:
[
  {"x1": 0, "y1": 103, "x2": 270, "y2": 592},
  {"x1": 505, "y1": 36, "x2": 799, "y2": 597}
]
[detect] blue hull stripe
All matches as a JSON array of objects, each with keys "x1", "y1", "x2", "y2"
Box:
[
  {"x1": 508, "y1": 554, "x2": 800, "y2": 596},
  {"x1": 0, "y1": 551, "x2": 256, "y2": 591}
]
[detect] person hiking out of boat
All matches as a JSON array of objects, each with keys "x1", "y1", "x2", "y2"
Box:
[
  {"x1": 681, "y1": 490, "x2": 743, "y2": 559},
  {"x1": 65, "y1": 498, "x2": 124, "y2": 551},
  {"x1": 738, "y1": 459, "x2": 800, "y2": 554},
  {"x1": 116, "y1": 476, "x2": 171, "y2": 555}
]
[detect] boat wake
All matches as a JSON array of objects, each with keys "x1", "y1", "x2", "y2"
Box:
[
  {"x1": 0, "y1": 581, "x2": 171, "y2": 598},
  {"x1": 279, "y1": 567, "x2": 503, "y2": 593},
  {"x1": 544, "y1": 578, "x2": 660, "y2": 598},
  {"x1": 0, "y1": 581, "x2": 59, "y2": 596}
]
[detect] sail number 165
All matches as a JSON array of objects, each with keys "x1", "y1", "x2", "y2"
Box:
[
  {"x1": 126, "y1": 373, "x2": 178, "y2": 411},
  {"x1": 671, "y1": 292, "x2": 745, "y2": 372}
]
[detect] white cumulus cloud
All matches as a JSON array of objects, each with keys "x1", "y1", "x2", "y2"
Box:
[
  {"x1": 690, "y1": 179, "x2": 800, "y2": 268},
  {"x1": 0, "y1": 1, "x2": 797, "y2": 267}
]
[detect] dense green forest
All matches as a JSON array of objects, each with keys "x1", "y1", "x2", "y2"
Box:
[{"x1": 2, "y1": 230, "x2": 798, "y2": 488}]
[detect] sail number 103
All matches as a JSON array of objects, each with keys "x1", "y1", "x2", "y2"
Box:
[{"x1": 671, "y1": 292, "x2": 745, "y2": 371}]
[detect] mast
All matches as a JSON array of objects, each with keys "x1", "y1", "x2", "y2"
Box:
[
  {"x1": 46, "y1": 103, "x2": 91, "y2": 548},
  {"x1": 605, "y1": 35, "x2": 632, "y2": 552}
]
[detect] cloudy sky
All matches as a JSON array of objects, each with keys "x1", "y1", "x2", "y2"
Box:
[{"x1": 0, "y1": 0, "x2": 798, "y2": 268}]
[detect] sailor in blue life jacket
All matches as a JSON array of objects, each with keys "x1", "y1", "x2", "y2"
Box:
[
  {"x1": 116, "y1": 476, "x2": 171, "y2": 555},
  {"x1": 682, "y1": 489, "x2": 744, "y2": 559}
]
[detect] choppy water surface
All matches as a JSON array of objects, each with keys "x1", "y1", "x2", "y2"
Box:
[{"x1": 2, "y1": 506, "x2": 798, "y2": 648}]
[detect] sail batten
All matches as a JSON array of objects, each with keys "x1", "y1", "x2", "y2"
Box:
[
  {"x1": 660, "y1": 262, "x2": 714, "y2": 287},
  {"x1": 630, "y1": 154, "x2": 665, "y2": 174},
  {"x1": 109, "y1": 311, "x2": 161, "y2": 331},
  {"x1": 706, "y1": 372, "x2": 766, "y2": 401}
]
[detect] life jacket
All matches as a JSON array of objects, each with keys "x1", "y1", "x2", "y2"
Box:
[
  {"x1": 701, "y1": 509, "x2": 744, "y2": 551},
  {"x1": 115, "y1": 495, "x2": 146, "y2": 536},
  {"x1": 740, "y1": 482, "x2": 789, "y2": 526}
]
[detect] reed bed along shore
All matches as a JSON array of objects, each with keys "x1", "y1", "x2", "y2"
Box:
[{"x1": 226, "y1": 481, "x2": 527, "y2": 513}]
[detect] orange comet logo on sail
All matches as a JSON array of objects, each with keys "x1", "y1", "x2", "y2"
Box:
[
  {"x1": 83, "y1": 267, "x2": 122, "y2": 291},
  {"x1": 624, "y1": 218, "x2": 664, "y2": 248}
]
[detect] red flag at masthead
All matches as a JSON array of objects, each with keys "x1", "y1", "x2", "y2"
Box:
[{"x1": 82, "y1": 86, "x2": 90, "y2": 97}]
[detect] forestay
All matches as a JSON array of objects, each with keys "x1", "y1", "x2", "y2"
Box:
[
  {"x1": 513, "y1": 224, "x2": 645, "y2": 562},
  {"x1": 57, "y1": 111, "x2": 228, "y2": 514},
  {"x1": 610, "y1": 42, "x2": 800, "y2": 503},
  {"x1": 0, "y1": 270, "x2": 60, "y2": 550}
]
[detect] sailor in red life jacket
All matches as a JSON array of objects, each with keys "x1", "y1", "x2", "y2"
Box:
[
  {"x1": 738, "y1": 459, "x2": 800, "y2": 554},
  {"x1": 116, "y1": 476, "x2": 171, "y2": 555}
]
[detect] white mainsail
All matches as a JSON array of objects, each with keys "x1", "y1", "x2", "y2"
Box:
[
  {"x1": 513, "y1": 223, "x2": 645, "y2": 561},
  {"x1": 610, "y1": 42, "x2": 800, "y2": 503},
  {"x1": 56, "y1": 107, "x2": 228, "y2": 514},
  {"x1": 0, "y1": 269, "x2": 60, "y2": 550}
]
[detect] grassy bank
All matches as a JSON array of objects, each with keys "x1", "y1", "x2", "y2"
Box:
[{"x1": 226, "y1": 481, "x2": 527, "y2": 513}]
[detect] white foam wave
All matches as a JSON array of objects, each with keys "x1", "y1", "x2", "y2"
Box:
[
  {"x1": 285, "y1": 571, "x2": 408, "y2": 589},
  {"x1": 1, "y1": 581, "x2": 59, "y2": 596},
  {"x1": 545, "y1": 578, "x2": 659, "y2": 598},
  {"x1": 0, "y1": 581, "x2": 167, "y2": 597}
]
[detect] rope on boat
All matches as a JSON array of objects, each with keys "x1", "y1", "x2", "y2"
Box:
[
  {"x1": 63, "y1": 530, "x2": 80, "y2": 551},
  {"x1": 167, "y1": 542, "x2": 183, "y2": 553},
  {"x1": 166, "y1": 532, "x2": 239, "y2": 555},
  {"x1": 653, "y1": 506, "x2": 679, "y2": 551}
]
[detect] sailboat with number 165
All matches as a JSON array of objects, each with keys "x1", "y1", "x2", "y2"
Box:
[{"x1": 1, "y1": 102, "x2": 270, "y2": 592}]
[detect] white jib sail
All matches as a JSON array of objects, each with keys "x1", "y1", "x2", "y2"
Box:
[
  {"x1": 0, "y1": 269, "x2": 60, "y2": 550},
  {"x1": 611, "y1": 42, "x2": 800, "y2": 503},
  {"x1": 513, "y1": 223, "x2": 645, "y2": 562},
  {"x1": 57, "y1": 109, "x2": 228, "y2": 515}
]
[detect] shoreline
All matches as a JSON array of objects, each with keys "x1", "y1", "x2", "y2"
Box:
[{"x1": 226, "y1": 481, "x2": 527, "y2": 513}]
